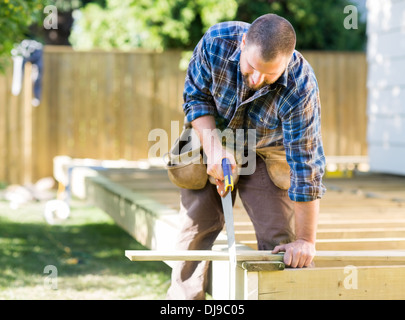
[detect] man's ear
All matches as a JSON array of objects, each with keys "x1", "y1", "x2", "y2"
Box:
[{"x1": 240, "y1": 34, "x2": 246, "y2": 51}]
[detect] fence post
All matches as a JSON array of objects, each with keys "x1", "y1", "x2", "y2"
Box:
[{"x1": 22, "y1": 62, "x2": 33, "y2": 184}]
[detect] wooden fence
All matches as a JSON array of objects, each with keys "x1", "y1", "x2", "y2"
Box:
[{"x1": 0, "y1": 47, "x2": 367, "y2": 185}]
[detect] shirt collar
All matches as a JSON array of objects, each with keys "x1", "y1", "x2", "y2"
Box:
[
  {"x1": 229, "y1": 47, "x2": 241, "y2": 62},
  {"x1": 275, "y1": 68, "x2": 288, "y2": 87}
]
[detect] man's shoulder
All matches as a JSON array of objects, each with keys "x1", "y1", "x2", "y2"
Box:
[
  {"x1": 204, "y1": 21, "x2": 250, "y2": 43},
  {"x1": 287, "y1": 50, "x2": 318, "y2": 92}
]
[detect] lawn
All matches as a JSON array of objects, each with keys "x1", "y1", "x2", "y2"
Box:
[{"x1": 0, "y1": 196, "x2": 171, "y2": 300}]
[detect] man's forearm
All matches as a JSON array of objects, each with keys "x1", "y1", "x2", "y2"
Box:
[
  {"x1": 191, "y1": 115, "x2": 220, "y2": 151},
  {"x1": 191, "y1": 115, "x2": 236, "y2": 180},
  {"x1": 294, "y1": 199, "x2": 320, "y2": 244}
]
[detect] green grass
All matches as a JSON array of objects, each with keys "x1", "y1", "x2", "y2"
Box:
[{"x1": 0, "y1": 197, "x2": 171, "y2": 300}]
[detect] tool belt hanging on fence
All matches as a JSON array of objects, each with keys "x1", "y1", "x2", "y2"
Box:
[{"x1": 165, "y1": 123, "x2": 290, "y2": 191}]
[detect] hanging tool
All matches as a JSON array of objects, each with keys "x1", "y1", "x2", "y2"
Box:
[{"x1": 217, "y1": 158, "x2": 237, "y2": 300}]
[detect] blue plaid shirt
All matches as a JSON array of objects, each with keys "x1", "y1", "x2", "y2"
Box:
[{"x1": 183, "y1": 21, "x2": 326, "y2": 202}]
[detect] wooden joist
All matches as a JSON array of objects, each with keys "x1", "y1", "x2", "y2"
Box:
[
  {"x1": 236, "y1": 227, "x2": 405, "y2": 240},
  {"x1": 125, "y1": 249, "x2": 405, "y2": 263},
  {"x1": 125, "y1": 250, "x2": 283, "y2": 262},
  {"x1": 242, "y1": 238, "x2": 405, "y2": 251}
]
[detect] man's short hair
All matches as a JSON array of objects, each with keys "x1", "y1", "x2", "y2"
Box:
[{"x1": 245, "y1": 14, "x2": 296, "y2": 61}]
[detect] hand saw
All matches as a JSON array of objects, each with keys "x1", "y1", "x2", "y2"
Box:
[{"x1": 218, "y1": 158, "x2": 236, "y2": 300}]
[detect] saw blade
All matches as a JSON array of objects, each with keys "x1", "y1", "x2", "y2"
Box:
[{"x1": 221, "y1": 191, "x2": 236, "y2": 299}]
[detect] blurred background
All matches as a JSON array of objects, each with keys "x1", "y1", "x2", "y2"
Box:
[
  {"x1": 0, "y1": 0, "x2": 374, "y2": 186},
  {"x1": 2, "y1": 0, "x2": 405, "y2": 301}
]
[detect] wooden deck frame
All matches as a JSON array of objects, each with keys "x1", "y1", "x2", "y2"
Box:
[
  {"x1": 84, "y1": 166, "x2": 405, "y2": 300},
  {"x1": 85, "y1": 172, "x2": 181, "y2": 267},
  {"x1": 125, "y1": 248, "x2": 405, "y2": 299},
  {"x1": 250, "y1": 265, "x2": 405, "y2": 300}
]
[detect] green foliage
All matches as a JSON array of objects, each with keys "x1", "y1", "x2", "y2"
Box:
[
  {"x1": 235, "y1": 0, "x2": 366, "y2": 51},
  {"x1": 0, "y1": 0, "x2": 366, "y2": 71},
  {"x1": 69, "y1": 0, "x2": 238, "y2": 51},
  {"x1": 70, "y1": 0, "x2": 156, "y2": 50},
  {"x1": 70, "y1": 0, "x2": 365, "y2": 52},
  {"x1": 0, "y1": 0, "x2": 45, "y2": 72}
]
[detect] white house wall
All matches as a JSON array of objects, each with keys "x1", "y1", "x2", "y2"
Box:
[{"x1": 367, "y1": 0, "x2": 405, "y2": 175}]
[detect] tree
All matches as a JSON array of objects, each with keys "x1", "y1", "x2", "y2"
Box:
[
  {"x1": 235, "y1": 0, "x2": 366, "y2": 51},
  {"x1": 69, "y1": 0, "x2": 238, "y2": 51},
  {"x1": 68, "y1": 0, "x2": 367, "y2": 52},
  {"x1": 0, "y1": 0, "x2": 45, "y2": 72}
]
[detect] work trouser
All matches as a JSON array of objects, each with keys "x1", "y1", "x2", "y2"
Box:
[{"x1": 166, "y1": 155, "x2": 295, "y2": 300}]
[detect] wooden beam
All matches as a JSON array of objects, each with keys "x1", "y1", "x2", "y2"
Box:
[
  {"x1": 125, "y1": 249, "x2": 405, "y2": 262},
  {"x1": 235, "y1": 227, "x2": 405, "y2": 242},
  {"x1": 316, "y1": 237, "x2": 405, "y2": 250},
  {"x1": 125, "y1": 250, "x2": 284, "y2": 262},
  {"x1": 22, "y1": 62, "x2": 33, "y2": 184},
  {"x1": 314, "y1": 250, "x2": 405, "y2": 262},
  {"x1": 316, "y1": 227, "x2": 405, "y2": 239},
  {"x1": 257, "y1": 265, "x2": 405, "y2": 300},
  {"x1": 241, "y1": 238, "x2": 405, "y2": 251}
]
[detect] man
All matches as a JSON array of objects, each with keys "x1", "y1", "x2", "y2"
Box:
[{"x1": 167, "y1": 13, "x2": 326, "y2": 300}]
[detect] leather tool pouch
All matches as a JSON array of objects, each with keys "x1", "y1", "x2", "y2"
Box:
[
  {"x1": 165, "y1": 122, "x2": 208, "y2": 190},
  {"x1": 256, "y1": 145, "x2": 291, "y2": 190},
  {"x1": 165, "y1": 122, "x2": 240, "y2": 189}
]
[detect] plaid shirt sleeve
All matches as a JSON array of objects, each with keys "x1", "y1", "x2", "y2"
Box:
[
  {"x1": 183, "y1": 37, "x2": 217, "y2": 123},
  {"x1": 279, "y1": 73, "x2": 326, "y2": 202}
]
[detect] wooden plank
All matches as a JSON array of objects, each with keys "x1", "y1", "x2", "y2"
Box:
[
  {"x1": 242, "y1": 238, "x2": 405, "y2": 251},
  {"x1": 239, "y1": 228, "x2": 405, "y2": 242},
  {"x1": 317, "y1": 220, "x2": 405, "y2": 229},
  {"x1": 46, "y1": 50, "x2": 59, "y2": 176},
  {"x1": 125, "y1": 250, "x2": 284, "y2": 262},
  {"x1": 124, "y1": 249, "x2": 405, "y2": 263},
  {"x1": 315, "y1": 250, "x2": 405, "y2": 262},
  {"x1": 0, "y1": 68, "x2": 8, "y2": 180},
  {"x1": 257, "y1": 265, "x2": 405, "y2": 300},
  {"x1": 87, "y1": 172, "x2": 183, "y2": 268},
  {"x1": 243, "y1": 270, "x2": 259, "y2": 300},
  {"x1": 56, "y1": 52, "x2": 71, "y2": 157},
  {"x1": 316, "y1": 237, "x2": 405, "y2": 251},
  {"x1": 22, "y1": 62, "x2": 33, "y2": 184},
  {"x1": 8, "y1": 79, "x2": 20, "y2": 184},
  {"x1": 236, "y1": 228, "x2": 405, "y2": 242},
  {"x1": 317, "y1": 227, "x2": 405, "y2": 239}
]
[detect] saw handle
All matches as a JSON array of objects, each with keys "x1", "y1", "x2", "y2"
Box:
[{"x1": 222, "y1": 158, "x2": 234, "y2": 192}]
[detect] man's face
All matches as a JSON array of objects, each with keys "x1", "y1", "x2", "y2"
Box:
[{"x1": 240, "y1": 35, "x2": 291, "y2": 91}]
